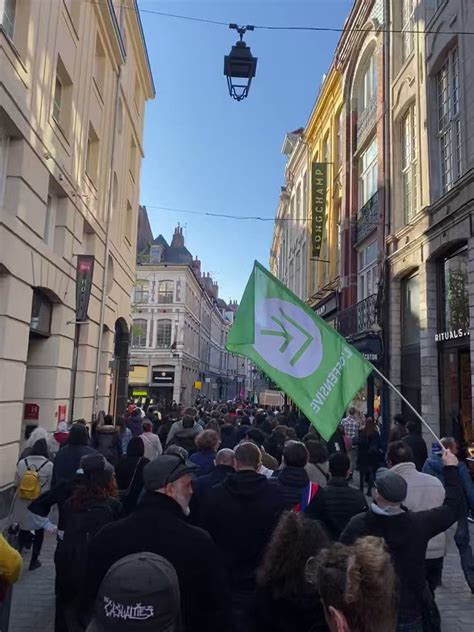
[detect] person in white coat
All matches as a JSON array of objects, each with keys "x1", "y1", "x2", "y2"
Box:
[
  {"x1": 13, "y1": 438, "x2": 53, "y2": 571},
  {"x1": 387, "y1": 440, "x2": 446, "y2": 592},
  {"x1": 141, "y1": 420, "x2": 163, "y2": 461}
]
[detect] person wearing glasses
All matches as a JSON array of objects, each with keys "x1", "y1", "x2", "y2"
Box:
[{"x1": 86, "y1": 454, "x2": 229, "y2": 632}]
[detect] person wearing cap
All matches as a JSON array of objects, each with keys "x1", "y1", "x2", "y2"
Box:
[
  {"x1": 86, "y1": 454, "x2": 229, "y2": 632},
  {"x1": 340, "y1": 448, "x2": 463, "y2": 631},
  {"x1": 55, "y1": 453, "x2": 122, "y2": 631},
  {"x1": 86, "y1": 553, "x2": 180, "y2": 632}
]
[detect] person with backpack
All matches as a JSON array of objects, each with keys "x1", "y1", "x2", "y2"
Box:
[
  {"x1": 272, "y1": 441, "x2": 319, "y2": 511},
  {"x1": 13, "y1": 438, "x2": 53, "y2": 571},
  {"x1": 52, "y1": 422, "x2": 97, "y2": 486},
  {"x1": 55, "y1": 453, "x2": 121, "y2": 632}
]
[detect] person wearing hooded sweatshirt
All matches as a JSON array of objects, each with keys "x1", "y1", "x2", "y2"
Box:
[
  {"x1": 127, "y1": 407, "x2": 145, "y2": 437},
  {"x1": 272, "y1": 441, "x2": 318, "y2": 511},
  {"x1": 341, "y1": 450, "x2": 463, "y2": 631},
  {"x1": 53, "y1": 422, "x2": 69, "y2": 453},
  {"x1": 201, "y1": 442, "x2": 285, "y2": 632},
  {"x1": 93, "y1": 415, "x2": 122, "y2": 467},
  {"x1": 423, "y1": 437, "x2": 474, "y2": 593},
  {"x1": 52, "y1": 423, "x2": 96, "y2": 487},
  {"x1": 165, "y1": 409, "x2": 203, "y2": 455}
]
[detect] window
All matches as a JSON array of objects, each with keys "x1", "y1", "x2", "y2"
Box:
[
  {"x1": 1, "y1": 0, "x2": 15, "y2": 40},
  {"x1": 336, "y1": 109, "x2": 343, "y2": 167},
  {"x1": 86, "y1": 123, "x2": 99, "y2": 184},
  {"x1": 359, "y1": 54, "x2": 377, "y2": 112},
  {"x1": 125, "y1": 201, "x2": 132, "y2": 244},
  {"x1": 134, "y1": 282, "x2": 149, "y2": 304},
  {"x1": 401, "y1": 105, "x2": 417, "y2": 222},
  {"x1": 359, "y1": 137, "x2": 378, "y2": 207},
  {"x1": 52, "y1": 56, "x2": 73, "y2": 133},
  {"x1": 132, "y1": 319, "x2": 147, "y2": 347},
  {"x1": 93, "y1": 34, "x2": 105, "y2": 95},
  {"x1": 401, "y1": 0, "x2": 415, "y2": 63},
  {"x1": 150, "y1": 245, "x2": 163, "y2": 263},
  {"x1": 441, "y1": 246, "x2": 469, "y2": 331},
  {"x1": 437, "y1": 48, "x2": 462, "y2": 193},
  {"x1": 53, "y1": 77, "x2": 62, "y2": 124},
  {"x1": 130, "y1": 137, "x2": 137, "y2": 182},
  {"x1": 30, "y1": 289, "x2": 52, "y2": 337},
  {"x1": 156, "y1": 320, "x2": 172, "y2": 348},
  {"x1": 158, "y1": 281, "x2": 174, "y2": 304},
  {"x1": 357, "y1": 240, "x2": 378, "y2": 300}
]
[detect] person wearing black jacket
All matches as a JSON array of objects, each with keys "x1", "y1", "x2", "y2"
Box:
[
  {"x1": 340, "y1": 449, "x2": 463, "y2": 630},
  {"x1": 189, "y1": 448, "x2": 235, "y2": 526},
  {"x1": 305, "y1": 452, "x2": 368, "y2": 539},
  {"x1": 52, "y1": 423, "x2": 96, "y2": 487},
  {"x1": 402, "y1": 421, "x2": 428, "y2": 472},
  {"x1": 86, "y1": 454, "x2": 229, "y2": 632},
  {"x1": 201, "y1": 442, "x2": 285, "y2": 632},
  {"x1": 115, "y1": 437, "x2": 150, "y2": 516},
  {"x1": 272, "y1": 441, "x2": 313, "y2": 510}
]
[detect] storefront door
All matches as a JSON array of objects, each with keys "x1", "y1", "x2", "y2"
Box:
[{"x1": 440, "y1": 346, "x2": 472, "y2": 445}]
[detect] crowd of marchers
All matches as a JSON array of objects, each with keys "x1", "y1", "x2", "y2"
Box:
[{"x1": 1, "y1": 402, "x2": 474, "y2": 632}]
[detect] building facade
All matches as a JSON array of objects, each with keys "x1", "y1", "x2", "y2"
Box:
[
  {"x1": 387, "y1": 0, "x2": 474, "y2": 445},
  {"x1": 305, "y1": 66, "x2": 343, "y2": 329},
  {"x1": 0, "y1": 0, "x2": 154, "y2": 503},
  {"x1": 130, "y1": 223, "x2": 250, "y2": 407},
  {"x1": 270, "y1": 128, "x2": 308, "y2": 301}
]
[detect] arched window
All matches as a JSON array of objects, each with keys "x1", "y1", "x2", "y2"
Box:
[
  {"x1": 156, "y1": 320, "x2": 172, "y2": 348},
  {"x1": 157, "y1": 280, "x2": 174, "y2": 304},
  {"x1": 132, "y1": 319, "x2": 147, "y2": 347},
  {"x1": 359, "y1": 54, "x2": 377, "y2": 113}
]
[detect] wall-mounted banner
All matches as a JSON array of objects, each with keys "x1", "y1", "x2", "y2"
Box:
[
  {"x1": 76, "y1": 255, "x2": 95, "y2": 321},
  {"x1": 311, "y1": 162, "x2": 328, "y2": 258}
]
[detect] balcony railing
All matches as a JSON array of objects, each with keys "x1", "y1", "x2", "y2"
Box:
[
  {"x1": 354, "y1": 191, "x2": 379, "y2": 244},
  {"x1": 337, "y1": 294, "x2": 378, "y2": 338},
  {"x1": 357, "y1": 96, "x2": 377, "y2": 147}
]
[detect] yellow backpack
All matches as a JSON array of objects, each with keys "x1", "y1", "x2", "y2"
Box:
[{"x1": 18, "y1": 459, "x2": 48, "y2": 500}]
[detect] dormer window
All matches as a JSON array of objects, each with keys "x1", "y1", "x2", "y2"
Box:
[{"x1": 150, "y1": 245, "x2": 163, "y2": 263}]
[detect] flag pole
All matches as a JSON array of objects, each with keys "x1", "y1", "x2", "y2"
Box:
[{"x1": 371, "y1": 366, "x2": 443, "y2": 448}]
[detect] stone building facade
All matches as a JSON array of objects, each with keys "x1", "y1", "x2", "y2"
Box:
[
  {"x1": 387, "y1": 0, "x2": 474, "y2": 444},
  {"x1": 0, "y1": 0, "x2": 154, "y2": 500},
  {"x1": 130, "y1": 223, "x2": 250, "y2": 407}
]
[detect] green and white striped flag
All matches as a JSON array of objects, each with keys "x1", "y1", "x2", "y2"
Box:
[{"x1": 226, "y1": 261, "x2": 373, "y2": 440}]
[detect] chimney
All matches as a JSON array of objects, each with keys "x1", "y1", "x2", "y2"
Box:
[
  {"x1": 170, "y1": 223, "x2": 185, "y2": 249},
  {"x1": 191, "y1": 256, "x2": 201, "y2": 278}
]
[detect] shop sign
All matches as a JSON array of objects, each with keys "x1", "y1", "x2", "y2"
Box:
[
  {"x1": 311, "y1": 162, "x2": 328, "y2": 258},
  {"x1": 194, "y1": 381, "x2": 202, "y2": 390},
  {"x1": 24, "y1": 403, "x2": 39, "y2": 421},
  {"x1": 132, "y1": 389, "x2": 148, "y2": 397},
  {"x1": 314, "y1": 294, "x2": 338, "y2": 318},
  {"x1": 76, "y1": 255, "x2": 94, "y2": 322},
  {"x1": 434, "y1": 328, "x2": 470, "y2": 343},
  {"x1": 205, "y1": 377, "x2": 211, "y2": 383},
  {"x1": 362, "y1": 353, "x2": 378, "y2": 362},
  {"x1": 57, "y1": 405, "x2": 67, "y2": 422},
  {"x1": 152, "y1": 369, "x2": 174, "y2": 384}
]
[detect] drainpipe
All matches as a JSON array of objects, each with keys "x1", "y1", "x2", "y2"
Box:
[{"x1": 92, "y1": 8, "x2": 124, "y2": 419}]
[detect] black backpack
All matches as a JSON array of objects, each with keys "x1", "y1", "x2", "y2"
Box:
[{"x1": 55, "y1": 500, "x2": 115, "y2": 592}]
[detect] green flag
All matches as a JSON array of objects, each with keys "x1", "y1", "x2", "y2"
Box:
[{"x1": 226, "y1": 261, "x2": 373, "y2": 440}]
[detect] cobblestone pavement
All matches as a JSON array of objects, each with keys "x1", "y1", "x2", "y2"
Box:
[{"x1": 6, "y1": 522, "x2": 474, "y2": 631}]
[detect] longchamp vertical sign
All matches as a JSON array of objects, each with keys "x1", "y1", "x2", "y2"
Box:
[
  {"x1": 76, "y1": 255, "x2": 94, "y2": 321},
  {"x1": 311, "y1": 162, "x2": 328, "y2": 258}
]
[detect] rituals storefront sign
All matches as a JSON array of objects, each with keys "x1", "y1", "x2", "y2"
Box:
[
  {"x1": 311, "y1": 162, "x2": 328, "y2": 258},
  {"x1": 435, "y1": 328, "x2": 470, "y2": 343}
]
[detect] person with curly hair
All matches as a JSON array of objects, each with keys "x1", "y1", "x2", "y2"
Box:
[
  {"x1": 189, "y1": 429, "x2": 220, "y2": 476},
  {"x1": 256, "y1": 511, "x2": 330, "y2": 632},
  {"x1": 307, "y1": 536, "x2": 397, "y2": 632}
]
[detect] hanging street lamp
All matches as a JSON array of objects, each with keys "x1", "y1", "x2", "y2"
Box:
[{"x1": 224, "y1": 24, "x2": 258, "y2": 101}]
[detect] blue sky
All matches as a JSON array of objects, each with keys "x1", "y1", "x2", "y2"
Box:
[{"x1": 138, "y1": 0, "x2": 354, "y2": 302}]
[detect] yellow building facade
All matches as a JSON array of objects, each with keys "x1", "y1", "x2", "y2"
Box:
[{"x1": 304, "y1": 67, "x2": 343, "y2": 320}]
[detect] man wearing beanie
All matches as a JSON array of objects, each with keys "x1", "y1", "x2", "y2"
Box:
[
  {"x1": 86, "y1": 454, "x2": 229, "y2": 632},
  {"x1": 341, "y1": 449, "x2": 463, "y2": 631}
]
